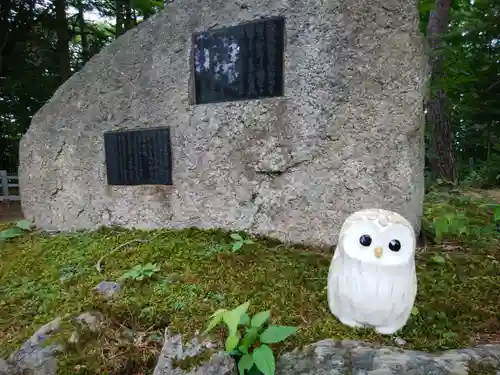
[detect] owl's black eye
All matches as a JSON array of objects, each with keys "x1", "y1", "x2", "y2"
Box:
[
  {"x1": 389, "y1": 240, "x2": 401, "y2": 252},
  {"x1": 359, "y1": 235, "x2": 372, "y2": 247}
]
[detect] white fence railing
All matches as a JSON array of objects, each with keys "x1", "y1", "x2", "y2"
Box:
[{"x1": 0, "y1": 170, "x2": 20, "y2": 201}]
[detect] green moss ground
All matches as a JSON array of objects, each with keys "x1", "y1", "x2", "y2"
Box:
[{"x1": 0, "y1": 190, "x2": 499, "y2": 375}]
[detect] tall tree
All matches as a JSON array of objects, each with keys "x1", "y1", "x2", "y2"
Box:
[
  {"x1": 115, "y1": 0, "x2": 136, "y2": 37},
  {"x1": 76, "y1": 0, "x2": 90, "y2": 63},
  {"x1": 115, "y1": 0, "x2": 125, "y2": 36},
  {"x1": 425, "y1": 0, "x2": 457, "y2": 183},
  {"x1": 0, "y1": 0, "x2": 39, "y2": 78},
  {"x1": 54, "y1": 0, "x2": 71, "y2": 82}
]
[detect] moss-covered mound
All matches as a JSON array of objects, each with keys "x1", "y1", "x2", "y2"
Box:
[{"x1": 0, "y1": 190, "x2": 499, "y2": 374}]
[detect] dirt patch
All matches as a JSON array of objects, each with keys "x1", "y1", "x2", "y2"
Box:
[
  {"x1": 0, "y1": 201, "x2": 24, "y2": 223},
  {"x1": 462, "y1": 188, "x2": 500, "y2": 202},
  {"x1": 484, "y1": 189, "x2": 500, "y2": 202}
]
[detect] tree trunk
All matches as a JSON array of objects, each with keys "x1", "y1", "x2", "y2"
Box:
[
  {"x1": 426, "y1": 0, "x2": 457, "y2": 183},
  {"x1": 0, "y1": 0, "x2": 13, "y2": 77},
  {"x1": 115, "y1": 0, "x2": 124, "y2": 37},
  {"x1": 133, "y1": 8, "x2": 138, "y2": 25},
  {"x1": 54, "y1": 0, "x2": 71, "y2": 83},
  {"x1": 124, "y1": 0, "x2": 134, "y2": 31},
  {"x1": 76, "y1": 0, "x2": 89, "y2": 64},
  {"x1": 0, "y1": 0, "x2": 37, "y2": 77}
]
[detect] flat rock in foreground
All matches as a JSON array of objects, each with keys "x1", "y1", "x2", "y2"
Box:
[
  {"x1": 277, "y1": 340, "x2": 500, "y2": 375},
  {"x1": 20, "y1": 0, "x2": 429, "y2": 247},
  {"x1": 155, "y1": 334, "x2": 500, "y2": 375}
]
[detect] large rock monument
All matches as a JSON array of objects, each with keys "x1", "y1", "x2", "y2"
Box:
[{"x1": 19, "y1": 0, "x2": 429, "y2": 247}]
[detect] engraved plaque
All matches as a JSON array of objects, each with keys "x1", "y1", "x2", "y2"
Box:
[
  {"x1": 192, "y1": 16, "x2": 285, "y2": 105},
  {"x1": 104, "y1": 127, "x2": 173, "y2": 185}
]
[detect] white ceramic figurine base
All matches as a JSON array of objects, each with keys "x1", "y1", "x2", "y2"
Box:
[{"x1": 327, "y1": 208, "x2": 418, "y2": 335}]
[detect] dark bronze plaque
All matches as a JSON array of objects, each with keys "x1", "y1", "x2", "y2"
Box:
[
  {"x1": 104, "y1": 127, "x2": 173, "y2": 185},
  {"x1": 192, "y1": 16, "x2": 285, "y2": 105}
]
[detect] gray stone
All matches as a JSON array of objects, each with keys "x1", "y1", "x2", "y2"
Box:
[
  {"x1": 153, "y1": 328, "x2": 235, "y2": 375},
  {"x1": 19, "y1": 0, "x2": 429, "y2": 247},
  {"x1": 0, "y1": 359, "x2": 12, "y2": 375},
  {"x1": 4, "y1": 317, "x2": 64, "y2": 375},
  {"x1": 74, "y1": 311, "x2": 104, "y2": 332},
  {"x1": 394, "y1": 337, "x2": 408, "y2": 347},
  {"x1": 94, "y1": 280, "x2": 121, "y2": 298},
  {"x1": 276, "y1": 340, "x2": 500, "y2": 375}
]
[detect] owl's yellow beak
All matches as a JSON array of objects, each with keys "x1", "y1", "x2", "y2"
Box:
[{"x1": 374, "y1": 246, "x2": 383, "y2": 258}]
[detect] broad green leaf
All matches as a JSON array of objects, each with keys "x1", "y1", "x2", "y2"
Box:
[
  {"x1": 251, "y1": 310, "x2": 271, "y2": 328},
  {"x1": 411, "y1": 306, "x2": 419, "y2": 316},
  {"x1": 225, "y1": 331, "x2": 241, "y2": 353},
  {"x1": 230, "y1": 348, "x2": 243, "y2": 357},
  {"x1": 433, "y1": 216, "x2": 449, "y2": 240},
  {"x1": 240, "y1": 327, "x2": 260, "y2": 353},
  {"x1": 15, "y1": 219, "x2": 34, "y2": 230},
  {"x1": 230, "y1": 233, "x2": 243, "y2": 241},
  {"x1": 233, "y1": 301, "x2": 251, "y2": 316},
  {"x1": 0, "y1": 227, "x2": 23, "y2": 239},
  {"x1": 238, "y1": 344, "x2": 249, "y2": 354},
  {"x1": 202, "y1": 309, "x2": 226, "y2": 335},
  {"x1": 210, "y1": 308, "x2": 227, "y2": 318},
  {"x1": 243, "y1": 239, "x2": 255, "y2": 244},
  {"x1": 223, "y1": 311, "x2": 241, "y2": 335},
  {"x1": 238, "y1": 354, "x2": 254, "y2": 375},
  {"x1": 232, "y1": 242, "x2": 243, "y2": 251},
  {"x1": 260, "y1": 325, "x2": 297, "y2": 344},
  {"x1": 224, "y1": 302, "x2": 250, "y2": 336},
  {"x1": 239, "y1": 312, "x2": 250, "y2": 326},
  {"x1": 494, "y1": 206, "x2": 500, "y2": 221},
  {"x1": 252, "y1": 344, "x2": 275, "y2": 375}
]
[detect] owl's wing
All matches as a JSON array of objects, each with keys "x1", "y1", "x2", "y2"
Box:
[
  {"x1": 327, "y1": 247, "x2": 342, "y2": 315},
  {"x1": 332, "y1": 246, "x2": 341, "y2": 261},
  {"x1": 328, "y1": 247, "x2": 341, "y2": 278}
]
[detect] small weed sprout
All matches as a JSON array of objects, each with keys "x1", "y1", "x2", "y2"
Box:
[
  {"x1": 119, "y1": 263, "x2": 160, "y2": 282},
  {"x1": 0, "y1": 219, "x2": 34, "y2": 243},
  {"x1": 230, "y1": 233, "x2": 254, "y2": 252},
  {"x1": 202, "y1": 301, "x2": 297, "y2": 375}
]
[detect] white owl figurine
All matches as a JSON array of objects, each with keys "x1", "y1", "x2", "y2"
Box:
[{"x1": 327, "y1": 208, "x2": 418, "y2": 335}]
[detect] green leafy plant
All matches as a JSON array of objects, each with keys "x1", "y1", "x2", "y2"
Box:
[
  {"x1": 422, "y1": 200, "x2": 472, "y2": 243},
  {"x1": 119, "y1": 263, "x2": 160, "y2": 281},
  {"x1": 479, "y1": 203, "x2": 500, "y2": 222},
  {"x1": 230, "y1": 233, "x2": 254, "y2": 252},
  {"x1": 0, "y1": 219, "x2": 34, "y2": 243},
  {"x1": 202, "y1": 301, "x2": 297, "y2": 375}
]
